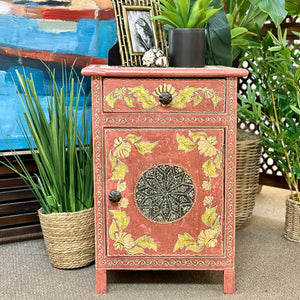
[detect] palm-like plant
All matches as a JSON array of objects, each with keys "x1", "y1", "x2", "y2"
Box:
[
  {"x1": 2, "y1": 64, "x2": 93, "y2": 214},
  {"x1": 152, "y1": 0, "x2": 220, "y2": 28}
]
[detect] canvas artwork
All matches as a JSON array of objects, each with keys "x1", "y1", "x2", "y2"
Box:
[{"x1": 0, "y1": 0, "x2": 117, "y2": 150}]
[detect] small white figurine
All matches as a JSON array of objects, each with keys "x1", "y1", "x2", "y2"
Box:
[{"x1": 142, "y1": 48, "x2": 169, "y2": 67}]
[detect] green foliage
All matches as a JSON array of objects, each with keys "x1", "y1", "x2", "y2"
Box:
[
  {"x1": 238, "y1": 28, "x2": 300, "y2": 200},
  {"x1": 152, "y1": 0, "x2": 221, "y2": 28},
  {"x1": 205, "y1": 0, "x2": 232, "y2": 66},
  {"x1": 285, "y1": 0, "x2": 300, "y2": 16},
  {"x1": 2, "y1": 64, "x2": 93, "y2": 213},
  {"x1": 223, "y1": 0, "x2": 287, "y2": 60}
]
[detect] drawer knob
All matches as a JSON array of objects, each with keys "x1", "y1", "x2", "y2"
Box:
[
  {"x1": 109, "y1": 190, "x2": 122, "y2": 203},
  {"x1": 159, "y1": 92, "x2": 173, "y2": 105}
]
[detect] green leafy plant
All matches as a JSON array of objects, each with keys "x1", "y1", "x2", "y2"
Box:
[
  {"x1": 221, "y1": 0, "x2": 289, "y2": 60},
  {"x1": 2, "y1": 64, "x2": 93, "y2": 214},
  {"x1": 238, "y1": 27, "x2": 300, "y2": 201},
  {"x1": 152, "y1": 0, "x2": 221, "y2": 28}
]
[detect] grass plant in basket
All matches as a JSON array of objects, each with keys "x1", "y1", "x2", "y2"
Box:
[{"x1": 1, "y1": 64, "x2": 94, "y2": 268}]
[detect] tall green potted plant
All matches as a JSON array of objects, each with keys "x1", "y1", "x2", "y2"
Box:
[
  {"x1": 152, "y1": 0, "x2": 220, "y2": 67},
  {"x1": 238, "y1": 28, "x2": 300, "y2": 242},
  {"x1": 2, "y1": 64, "x2": 94, "y2": 268}
]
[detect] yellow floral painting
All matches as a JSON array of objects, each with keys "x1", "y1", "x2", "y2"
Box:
[
  {"x1": 108, "y1": 133, "x2": 159, "y2": 255},
  {"x1": 173, "y1": 196, "x2": 221, "y2": 253},
  {"x1": 176, "y1": 131, "x2": 222, "y2": 191},
  {"x1": 105, "y1": 84, "x2": 222, "y2": 109}
]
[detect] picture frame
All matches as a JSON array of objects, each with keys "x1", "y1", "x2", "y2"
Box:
[{"x1": 112, "y1": 0, "x2": 167, "y2": 67}]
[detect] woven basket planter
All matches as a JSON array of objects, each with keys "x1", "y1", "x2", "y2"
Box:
[
  {"x1": 284, "y1": 196, "x2": 300, "y2": 243},
  {"x1": 236, "y1": 130, "x2": 262, "y2": 228},
  {"x1": 38, "y1": 207, "x2": 94, "y2": 269}
]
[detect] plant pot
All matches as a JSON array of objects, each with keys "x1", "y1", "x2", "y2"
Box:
[
  {"x1": 284, "y1": 196, "x2": 300, "y2": 243},
  {"x1": 236, "y1": 130, "x2": 262, "y2": 228},
  {"x1": 168, "y1": 28, "x2": 206, "y2": 68},
  {"x1": 38, "y1": 207, "x2": 95, "y2": 269}
]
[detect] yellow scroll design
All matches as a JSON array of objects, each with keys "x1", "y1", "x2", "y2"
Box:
[
  {"x1": 176, "y1": 131, "x2": 222, "y2": 191},
  {"x1": 105, "y1": 83, "x2": 222, "y2": 109},
  {"x1": 173, "y1": 196, "x2": 221, "y2": 253},
  {"x1": 108, "y1": 134, "x2": 158, "y2": 254}
]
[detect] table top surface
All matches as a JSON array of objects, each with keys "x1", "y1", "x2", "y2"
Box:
[{"x1": 82, "y1": 65, "x2": 248, "y2": 78}]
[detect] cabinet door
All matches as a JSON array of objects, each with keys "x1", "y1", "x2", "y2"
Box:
[{"x1": 104, "y1": 128, "x2": 225, "y2": 257}]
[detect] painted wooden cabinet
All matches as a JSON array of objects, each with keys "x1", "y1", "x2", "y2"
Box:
[{"x1": 82, "y1": 66, "x2": 247, "y2": 294}]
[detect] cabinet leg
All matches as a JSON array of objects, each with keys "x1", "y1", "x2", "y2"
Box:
[
  {"x1": 223, "y1": 269, "x2": 235, "y2": 294},
  {"x1": 95, "y1": 269, "x2": 107, "y2": 294}
]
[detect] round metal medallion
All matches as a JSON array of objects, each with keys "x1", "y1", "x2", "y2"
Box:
[{"x1": 135, "y1": 164, "x2": 195, "y2": 223}]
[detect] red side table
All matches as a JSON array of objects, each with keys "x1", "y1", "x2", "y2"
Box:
[{"x1": 82, "y1": 66, "x2": 248, "y2": 294}]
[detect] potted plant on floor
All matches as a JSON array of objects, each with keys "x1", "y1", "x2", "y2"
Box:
[
  {"x1": 238, "y1": 27, "x2": 300, "y2": 242},
  {"x1": 152, "y1": 0, "x2": 221, "y2": 67},
  {"x1": 2, "y1": 64, "x2": 94, "y2": 267}
]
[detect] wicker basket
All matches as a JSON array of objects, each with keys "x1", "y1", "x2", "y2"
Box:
[
  {"x1": 284, "y1": 196, "x2": 300, "y2": 243},
  {"x1": 236, "y1": 130, "x2": 262, "y2": 228},
  {"x1": 38, "y1": 207, "x2": 94, "y2": 269}
]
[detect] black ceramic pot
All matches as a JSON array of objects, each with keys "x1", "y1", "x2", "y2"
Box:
[{"x1": 168, "y1": 28, "x2": 206, "y2": 68}]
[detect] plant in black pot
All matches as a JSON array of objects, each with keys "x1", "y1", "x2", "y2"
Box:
[{"x1": 152, "y1": 0, "x2": 220, "y2": 67}]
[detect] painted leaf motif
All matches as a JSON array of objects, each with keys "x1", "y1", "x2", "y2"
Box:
[
  {"x1": 213, "y1": 215, "x2": 221, "y2": 235},
  {"x1": 202, "y1": 159, "x2": 219, "y2": 178},
  {"x1": 109, "y1": 220, "x2": 118, "y2": 240},
  {"x1": 193, "y1": 93, "x2": 203, "y2": 106},
  {"x1": 127, "y1": 246, "x2": 145, "y2": 254},
  {"x1": 117, "y1": 181, "x2": 127, "y2": 192},
  {"x1": 176, "y1": 133, "x2": 197, "y2": 152},
  {"x1": 110, "y1": 210, "x2": 130, "y2": 231},
  {"x1": 123, "y1": 96, "x2": 135, "y2": 107},
  {"x1": 186, "y1": 244, "x2": 204, "y2": 252},
  {"x1": 188, "y1": 131, "x2": 208, "y2": 143},
  {"x1": 129, "y1": 86, "x2": 158, "y2": 108},
  {"x1": 135, "y1": 141, "x2": 158, "y2": 155},
  {"x1": 212, "y1": 93, "x2": 222, "y2": 108},
  {"x1": 214, "y1": 151, "x2": 222, "y2": 169},
  {"x1": 173, "y1": 232, "x2": 196, "y2": 252},
  {"x1": 135, "y1": 236, "x2": 157, "y2": 251},
  {"x1": 109, "y1": 161, "x2": 129, "y2": 181},
  {"x1": 125, "y1": 134, "x2": 142, "y2": 144},
  {"x1": 105, "y1": 92, "x2": 118, "y2": 108},
  {"x1": 170, "y1": 87, "x2": 197, "y2": 108},
  {"x1": 109, "y1": 151, "x2": 116, "y2": 171},
  {"x1": 202, "y1": 206, "x2": 217, "y2": 227}
]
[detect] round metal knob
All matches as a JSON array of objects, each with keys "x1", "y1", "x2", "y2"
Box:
[
  {"x1": 159, "y1": 92, "x2": 173, "y2": 105},
  {"x1": 108, "y1": 190, "x2": 122, "y2": 203}
]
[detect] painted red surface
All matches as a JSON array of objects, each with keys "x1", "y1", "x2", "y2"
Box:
[
  {"x1": 102, "y1": 78, "x2": 226, "y2": 113},
  {"x1": 0, "y1": 46, "x2": 108, "y2": 67},
  {"x1": 105, "y1": 128, "x2": 224, "y2": 257},
  {"x1": 84, "y1": 66, "x2": 248, "y2": 294},
  {"x1": 82, "y1": 65, "x2": 248, "y2": 78},
  {"x1": 42, "y1": 8, "x2": 114, "y2": 21},
  {"x1": 7, "y1": 1, "x2": 114, "y2": 21}
]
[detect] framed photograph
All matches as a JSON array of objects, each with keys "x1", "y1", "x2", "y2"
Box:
[
  {"x1": 124, "y1": 6, "x2": 157, "y2": 55},
  {"x1": 112, "y1": 0, "x2": 167, "y2": 67}
]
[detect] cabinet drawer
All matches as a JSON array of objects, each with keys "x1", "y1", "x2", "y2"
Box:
[{"x1": 103, "y1": 78, "x2": 226, "y2": 114}]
